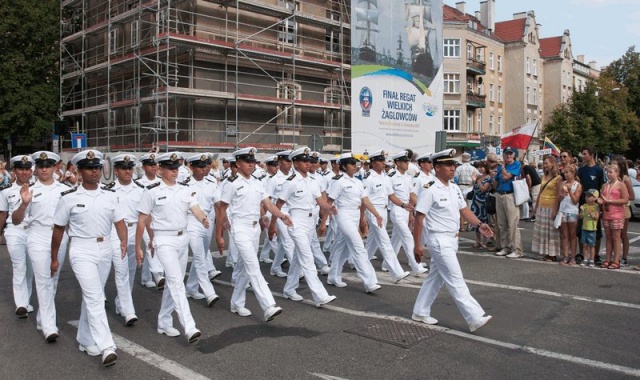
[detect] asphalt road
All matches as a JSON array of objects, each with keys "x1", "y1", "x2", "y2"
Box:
[{"x1": 1, "y1": 220, "x2": 640, "y2": 379}]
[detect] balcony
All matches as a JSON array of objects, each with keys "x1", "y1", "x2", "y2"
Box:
[
  {"x1": 466, "y1": 93, "x2": 486, "y2": 109},
  {"x1": 466, "y1": 58, "x2": 486, "y2": 76}
]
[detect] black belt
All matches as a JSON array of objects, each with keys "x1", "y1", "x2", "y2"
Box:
[
  {"x1": 497, "y1": 190, "x2": 513, "y2": 195},
  {"x1": 459, "y1": 183, "x2": 471, "y2": 186}
]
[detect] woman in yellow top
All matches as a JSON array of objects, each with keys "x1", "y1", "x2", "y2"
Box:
[{"x1": 532, "y1": 156, "x2": 562, "y2": 261}]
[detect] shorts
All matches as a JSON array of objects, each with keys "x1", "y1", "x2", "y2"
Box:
[
  {"x1": 602, "y1": 218, "x2": 624, "y2": 230},
  {"x1": 562, "y1": 213, "x2": 578, "y2": 223},
  {"x1": 581, "y1": 230, "x2": 596, "y2": 247}
]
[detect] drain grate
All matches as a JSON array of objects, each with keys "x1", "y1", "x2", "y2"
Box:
[{"x1": 344, "y1": 319, "x2": 440, "y2": 348}]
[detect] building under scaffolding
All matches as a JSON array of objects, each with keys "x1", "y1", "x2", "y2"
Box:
[{"x1": 59, "y1": 0, "x2": 351, "y2": 153}]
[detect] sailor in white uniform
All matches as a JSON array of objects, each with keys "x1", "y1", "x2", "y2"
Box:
[
  {"x1": 409, "y1": 152, "x2": 434, "y2": 248},
  {"x1": 412, "y1": 149, "x2": 494, "y2": 332},
  {"x1": 267, "y1": 150, "x2": 295, "y2": 278},
  {"x1": 51, "y1": 149, "x2": 127, "y2": 366},
  {"x1": 258, "y1": 155, "x2": 279, "y2": 264}
]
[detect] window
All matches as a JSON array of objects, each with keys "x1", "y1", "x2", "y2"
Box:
[
  {"x1": 489, "y1": 114, "x2": 494, "y2": 133},
  {"x1": 533, "y1": 58, "x2": 538, "y2": 76},
  {"x1": 109, "y1": 29, "x2": 118, "y2": 54},
  {"x1": 497, "y1": 55, "x2": 503, "y2": 72},
  {"x1": 130, "y1": 20, "x2": 139, "y2": 47},
  {"x1": 467, "y1": 111, "x2": 473, "y2": 131},
  {"x1": 497, "y1": 85, "x2": 503, "y2": 103},
  {"x1": 526, "y1": 86, "x2": 531, "y2": 104},
  {"x1": 489, "y1": 52, "x2": 494, "y2": 69},
  {"x1": 325, "y1": 11, "x2": 340, "y2": 53},
  {"x1": 489, "y1": 83, "x2": 494, "y2": 101},
  {"x1": 443, "y1": 39, "x2": 460, "y2": 57},
  {"x1": 476, "y1": 47, "x2": 482, "y2": 63},
  {"x1": 467, "y1": 44, "x2": 473, "y2": 60},
  {"x1": 443, "y1": 109, "x2": 461, "y2": 131},
  {"x1": 533, "y1": 88, "x2": 537, "y2": 105},
  {"x1": 497, "y1": 116, "x2": 503, "y2": 134},
  {"x1": 476, "y1": 112, "x2": 482, "y2": 132},
  {"x1": 278, "y1": 0, "x2": 298, "y2": 44},
  {"x1": 526, "y1": 57, "x2": 531, "y2": 74},
  {"x1": 443, "y1": 73, "x2": 460, "y2": 93}
]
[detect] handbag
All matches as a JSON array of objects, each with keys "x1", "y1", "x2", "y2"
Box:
[
  {"x1": 553, "y1": 212, "x2": 563, "y2": 229},
  {"x1": 513, "y1": 177, "x2": 530, "y2": 206},
  {"x1": 486, "y1": 193, "x2": 497, "y2": 215},
  {"x1": 466, "y1": 190, "x2": 474, "y2": 200}
]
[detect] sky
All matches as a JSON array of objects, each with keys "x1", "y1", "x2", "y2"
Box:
[{"x1": 443, "y1": 0, "x2": 640, "y2": 68}]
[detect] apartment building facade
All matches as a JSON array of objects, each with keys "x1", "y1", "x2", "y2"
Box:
[{"x1": 540, "y1": 30, "x2": 574, "y2": 127}]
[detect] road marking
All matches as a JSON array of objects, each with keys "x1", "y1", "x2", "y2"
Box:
[
  {"x1": 213, "y1": 280, "x2": 640, "y2": 377},
  {"x1": 309, "y1": 373, "x2": 350, "y2": 380},
  {"x1": 629, "y1": 235, "x2": 640, "y2": 243},
  {"x1": 68, "y1": 320, "x2": 211, "y2": 380}
]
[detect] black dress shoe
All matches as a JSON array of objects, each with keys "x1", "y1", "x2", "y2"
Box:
[
  {"x1": 45, "y1": 332, "x2": 59, "y2": 343},
  {"x1": 15, "y1": 306, "x2": 28, "y2": 319}
]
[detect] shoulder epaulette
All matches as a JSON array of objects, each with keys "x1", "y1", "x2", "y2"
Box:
[
  {"x1": 0, "y1": 183, "x2": 12, "y2": 191},
  {"x1": 227, "y1": 174, "x2": 238, "y2": 183},
  {"x1": 61, "y1": 182, "x2": 72, "y2": 187},
  {"x1": 424, "y1": 180, "x2": 435, "y2": 189},
  {"x1": 287, "y1": 174, "x2": 296, "y2": 181},
  {"x1": 363, "y1": 171, "x2": 371, "y2": 179},
  {"x1": 258, "y1": 174, "x2": 267, "y2": 181},
  {"x1": 269, "y1": 173, "x2": 276, "y2": 178},
  {"x1": 146, "y1": 182, "x2": 161, "y2": 190},
  {"x1": 103, "y1": 181, "x2": 116, "y2": 190},
  {"x1": 100, "y1": 186, "x2": 116, "y2": 192},
  {"x1": 134, "y1": 176, "x2": 142, "y2": 181},
  {"x1": 133, "y1": 179, "x2": 145, "y2": 188},
  {"x1": 414, "y1": 172, "x2": 421, "y2": 178},
  {"x1": 61, "y1": 187, "x2": 77, "y2": 196},
  {"x1": 29, "y1": 182, "x2": 35, "y2": 187},
  {"x1": 182, "y1": 177, "x2": 191, "y2": 184},
  {"x1": 322, "y1": 171, "x2": 330, "y2": 176},
  {"x1": 388, "y1": 171, "x2": 396, "y2": 177},
  {"x1": 178, "y1": 181, "x2": 189, "y2": 186},
  {"x1": 205, "y1": 177, "x2": 216, "y2": 184},
  {"x1": 332, "y1": 174, "x2": 343, "y2": 180}
]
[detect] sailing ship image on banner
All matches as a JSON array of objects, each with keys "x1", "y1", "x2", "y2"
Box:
[
  {"x1": 355, "y1": 0, "x2": 379, "y2": 63},
  {"x1": 406, "y1": 0, "x2": 437, "y2": 80}
]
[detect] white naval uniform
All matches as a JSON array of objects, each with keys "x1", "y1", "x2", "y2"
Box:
[
  {"x1": 322, "y1": 172, "x2": 341, "y2": 256},
  {"x1": 0, "y1": 183, "x2": 34, "y2": 312},
  {"x1": 307, "y1": 173, "x2": 329, "y2": 269},
  {"x1": 362, "y1": 171, "x2": 408, "y2": 280},
  {"x1": 185, "y1": 177, "x2": 220, "y2": 300},
  {"x1": 177, "y1": 164, "x2": 192, "y2": 183},
  {"x1": 279, "y1": 174, "x2": 331, "y2": 303},
  {"x1": 258, "y1": 174, "x2": 278, "y2": 262},
  {"x1": 219, "y1": 177, "x2": 239, "y2": 268},
  {"x1": 135, "y1": 175, "x2": 164, "y2": 285},
  {"x1": 326, "y1": 174, "x2": 379, "y2": 290},
  {"x1": 411, "y1": 171, "x2": 436, "y2": 246},
  {"x1": 389, "y1": 170, "x2": 424, "y2": 273},
  {"x1": 220, "y1": 174, "x2": 278, "y2": 313},
  {"x1": 412, "y1": 180, "x2": 487, "y2": 326},
  {"x1": 108, "y1": 180, "x2": 144, "y2": 319},
  {"x1": 137, "y1": 182, "x2": 199, "y2": 337},
  {"x1": 268, "y1": 170, "x2": 295, "y2": 275},
  {"x1": 22, "y1": 181, "x2": 70, "y2": 338},
  {"x1": 54, "y1": 186, "x2": 125, "y2": 353}
]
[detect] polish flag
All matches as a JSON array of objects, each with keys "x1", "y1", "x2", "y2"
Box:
[{"x1": 500, "y1": 122, "x2": 538, "y2": 150}]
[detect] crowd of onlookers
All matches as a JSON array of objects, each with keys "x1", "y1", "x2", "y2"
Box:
[{"x1": 462, "y1": 146, "x2": 639, "y2": 270}]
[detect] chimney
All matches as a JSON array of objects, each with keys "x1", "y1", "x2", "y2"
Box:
[
  {"x1": 589, "y1": 61, "x2": 599, "y2": 70},
  {"x1": 577, "y1": 55, "x2": 584, "y2": 63},
  {"x1": 480, "y1": 0, "x2": 495, "y2": 32},
  {"x1": 475, "y1": 11, "x2": 481, "y2": 20},
  {"x1": 456, "y1": 1, "x2": 465, "y2": 14},
  {"x1": 513, "y1": 11, "x2": 527, "y2": 20}
]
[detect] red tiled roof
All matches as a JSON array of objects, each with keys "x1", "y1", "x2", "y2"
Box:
[
  {"x1": 494, "y1": 18, "x2": 526, "y2": 43},
  {"x1": 539, "y1": 36, "x2": 562, "y2": 58},
  {"x1": 443, "y1": 4, "x2": 489, "y2": 34}
]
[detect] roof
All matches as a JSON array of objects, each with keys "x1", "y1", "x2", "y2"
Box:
[
  {"x1": 494, "y1": 18, "x2": 526, "y2": 43},
  {"x1": 443, "y1": 4, "x2": 490, "y2": 35},
  {"x1": 539, "y1": 37, "x2": 562, "y2": 58}
]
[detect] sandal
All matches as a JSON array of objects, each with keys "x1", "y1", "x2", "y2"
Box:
[
  {"x1": 567, "y1": 259, "x2": 576, "y2": 266},
  {"x1": 608, "y1": 262, "x2": 620, "y2": 270},
  {"x1": 543, "y1": 255, "x2": 557, "y2": 262},
  {"x1": 601, "y1": 261, "x2": 610, "y2": 268},
  {"x1": 472, "y1": 243, "x2": 482, "y2": 248}
]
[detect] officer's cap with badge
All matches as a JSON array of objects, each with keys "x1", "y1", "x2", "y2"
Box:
[
  {"x1": 330, "y1": 155, "x2": 340, "y2": 163},
  {"x1": 233, "y1": 147, "x2": 258, "y2": 163},
  {"x1": 264, "y1": 155, "x2": 278, "y2": 166},
  {"x1": 337, "y1": 152, "x2": 357, "y2": 166},
  {"x1": 417, "y1": 152, "x2": 433, "y2": 163},
  {"x1": 276, "y1": 150, "x2": 292, "y2": 162},
  {"x1": 391, "y1": 150, "x2": 411, "y2": 162},
  {"x1": 430, "y1": 149, "x2": 457, "y2": 166},
  {"x1": 139, "y1": 153, "x2": 158, "y2": 166},
  {"x1": 157, "y1": 152, "x2": 184, "y2": 169},
  {"x1": 187, "y1": 153, "x2": 211, "y2": 168},
  {"x1": 112, "y1": 153, "x2": 137, "y2": 169},
  {"x1": 309, "y1": 151, "x2": 321, "y2": 163},
  {"x1": 71, "y1": 149, "x2": 104, "y2": 169},
  {"x1": 10, "y1": 155, "x2": 34, "y2": 170},
  {"x1": 319, "y1": 155, "x2": 329, "y2": 164},
  {"x1": 289, "y1": 147, "x2": 311, "y2": 162},
  {"x1": 31, "y1": 151, "x2": 60, "y2": 167},
  {"x1": 368, "y1": 149, "x2": 387, "y2": 162}
]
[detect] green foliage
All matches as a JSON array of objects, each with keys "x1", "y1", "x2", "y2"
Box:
[{"x1": 0, "y1": 0, "x2": 60, "y2": 149}]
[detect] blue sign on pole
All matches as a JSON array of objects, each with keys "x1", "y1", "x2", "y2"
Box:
[{"x1": 71, "y1": 133, "x2": 87, "y2": 149}]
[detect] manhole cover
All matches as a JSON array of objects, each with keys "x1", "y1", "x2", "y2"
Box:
[{"x1": 344, "y1": 319, "x2": 440, "y2": 348}]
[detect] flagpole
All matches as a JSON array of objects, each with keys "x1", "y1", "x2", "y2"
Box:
[{"x1": 521, "y1": 120, "x2": 539, "y2": 161}]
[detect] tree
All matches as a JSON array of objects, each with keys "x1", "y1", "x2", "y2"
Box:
[{"x1": 0, "y1": 1, "x2": 60, "y2": 155}]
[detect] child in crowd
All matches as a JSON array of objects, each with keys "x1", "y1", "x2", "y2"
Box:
[{"x1": 580, "y1": 189, "x2": 600, "y2": 267}]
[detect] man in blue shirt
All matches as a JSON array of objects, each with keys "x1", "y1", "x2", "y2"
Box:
[
  {"x1": 576, "y1": 146, "x2": 605, "y2": 264},
  {"x1": 492, "y1": 147, "x2": 524, "y2": 258}
]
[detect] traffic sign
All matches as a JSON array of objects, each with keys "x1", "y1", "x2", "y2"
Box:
[{"x1": 71, "y1": 133, "x2": 87, "y2": 149}]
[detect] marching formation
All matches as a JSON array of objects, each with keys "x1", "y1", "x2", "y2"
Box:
[{"x1": 0, "y1": 146, "x2": 495, "y2": 368}]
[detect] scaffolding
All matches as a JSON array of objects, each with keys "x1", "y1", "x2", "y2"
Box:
[{"x1": 59, "y1": 0, "x2": 352, "y2": 153}]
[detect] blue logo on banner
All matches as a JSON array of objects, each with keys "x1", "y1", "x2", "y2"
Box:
[{"x1": 359, "y1": 87, "x2": 372, "y2": 117}]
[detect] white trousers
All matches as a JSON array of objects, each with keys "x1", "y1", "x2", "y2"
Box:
[
  {"x1": 141, "y1": 229, "x2": 164, "y2": 284},
  {"x1": 154, "y1": 234, "x2": 197, "y2": 335},
  {"x1": 203, "y1": 210, "x2": 218, "y2": 273},
  {"x1": 364, "y1": 207, "x2": 406, "y2": 278},
  {"x1": 5, "y1": 228, "x2": 33, "y2": 310},
  {"x1": 259, "y1": 233, "x2": 277, "y2": 261},
  {"x1": 111, "y1": 224, "x2": 137, "y2": 317},
  {"x1": 270, "y1": 217, "x2": 295, "y2": 273},
  {"x1": 413, "y1": 234, "x2": 486, "y2": 326},
  {"x1": 284, "y1": 210, "x2": 331, "y2": 302},
  {"x1": 323, "y1": 216, "x2": 337, "y2": 253},
  {"x1": 310, "y1": 208, "x2": 328, "y2": 268},
  {"x1": 328, "y1": 209, "x2": 378, "y2": 289},
  {"x1": 389, "y1": 206, "x2": 423, "y2": 272},
  {"x1": 28, "y1": 226, "x2": 68, "y2": 337},
  {"x1": 71, "y1": 238, "x2": 117, "y2": 352},
  {"x1": 230, "y1": 221, "x2": 276, "y2": 312},
  {"x1": 186, "y1": 223, "x2": 218, "y2": 298}
]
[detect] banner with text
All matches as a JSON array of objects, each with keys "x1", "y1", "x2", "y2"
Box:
[{"x1": 351, "y1": 0, "x2": 443, "y2": 154}]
